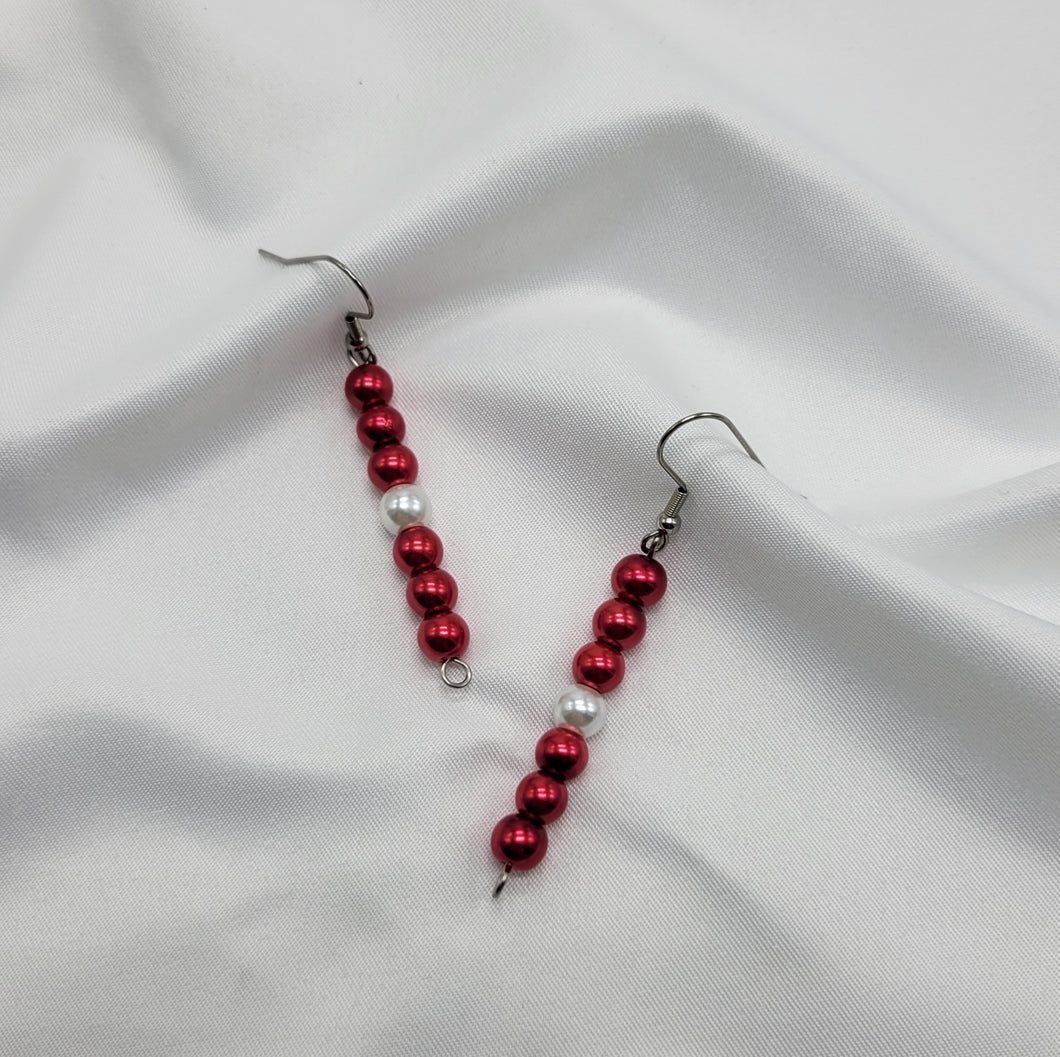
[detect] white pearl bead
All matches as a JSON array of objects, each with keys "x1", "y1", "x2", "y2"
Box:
[
  {"x1": 554, "y1": 684, "x2": 607, "y2": 737},
  {"x1": 379, "y1": 483, "x2": 430, "y2": 535}
]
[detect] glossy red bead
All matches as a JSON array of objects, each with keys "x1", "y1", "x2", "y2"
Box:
[
  {"x1": 344, "y1": 363, "x2": 393, "y2": 409},
  {"x1": 393, "y1": 525, "x2": 443, "y2": 576},
  {"x1": 368, "y1": 443, "x2": 418, "y2": 490},
  {"x1": 356, "y1": 404, "x2": 405, "y2": 448},
  {"x1": 535, "y1": 725, "x2": 588, "y2": 780},
  {"x1": 515, "y1": 770, "x2": 568, "y2": 825},
  {"x1": 406, "y1": 568, "x2": 457, "y2": 616},
  {"x1": 592, "y1": 597, "x2": 647, "y2": 650},
  {"x1": 491, "y1": 813, "x2": 548, "y2": 870},
  {"x1": 573, "y1": 640, "x2": 625, "y2": 693},
  {"x1": 611, "y1": 554, "x2": 668, "y2": 607},
  {"x1": 418, "y1": 611, "x2": 469, "y2": 661}
]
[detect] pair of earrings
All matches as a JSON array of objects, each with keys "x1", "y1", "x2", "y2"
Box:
[{"x1": 259, "y1": 248, "x2": 766, "y2": 896}]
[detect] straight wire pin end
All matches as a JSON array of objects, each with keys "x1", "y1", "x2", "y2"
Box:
[{"x1": 493, "y1": 863, "x2": 512, "y2": 898}]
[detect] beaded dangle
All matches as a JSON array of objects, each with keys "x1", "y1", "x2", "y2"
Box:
[
  {"x1": 490, "y1": 412, "x2": 765, "y2": 895},
  {"x1": 259, "y1": 249, "x2": 472, "y2": 689}
]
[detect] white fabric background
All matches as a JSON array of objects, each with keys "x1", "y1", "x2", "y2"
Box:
[{"x1": 2, "y1": 0, "x2": 1060, "y2": 1053}]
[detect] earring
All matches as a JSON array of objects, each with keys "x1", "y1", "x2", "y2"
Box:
[
  {"x1": 489, "y1": 412, "x2": 765, "y2": 896},
  {"x1": 259, "y1": 249, "x2": 473, "y2": 689}
]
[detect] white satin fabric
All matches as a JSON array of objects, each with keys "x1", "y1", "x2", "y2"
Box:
[{"x1": 3, "y1": 1, "x2": 1060, "y2": 1053}]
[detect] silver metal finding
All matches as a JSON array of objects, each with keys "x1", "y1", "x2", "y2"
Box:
[
  {"x1": 642, "y1": 412, "x2": 765, "y2": 556},
  {"x1": 440, "y1": 656, "x2": 473, "y2": 689},
  {"x1": 493, "y1": 862, "x2": 512, "y2": 898},
  {"x1": 258, "y1": 248, "x2": 378, "y2": 365},
  {"x1": 657, "y1": 412, "x2": 763, "y2": 487}
]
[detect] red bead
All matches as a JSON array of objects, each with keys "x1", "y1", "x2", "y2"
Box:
[
  {"x1": 535, "y1": 725, "x2": 588, "y2": 780},
  {"x1": 406, "y1": 568, "x2": 457, "y2": 616},
  {"x1": 592, "y1": 597, "x2": 647, "y2": 650},
  {"x1": 515, "y1": 770, "x2": 568, "y2": 824},
  {"x1": 368, "y1": 443, "x2": 418, "y2": 490},
  {"x1": 573, "y1": 640, "x2": 625, "y2": 693},
  {"x1": 345, "y1": 363, "x2": 393, "y2": 409},
  {"x1": 418, "y1": 611, "x2": 469, "y2": 660},
  {"x1": 491, "y1": 813, "x2": 547, "y2": 870},
  {"x1": 356, "y1": 404, "x2": 405, "y2": 448},
  {"x1": 611, "y1": 554, "x2": 668, "y2": 607},
  {"x1": 393, "y1": 525, "x2": 443, "y2": 576}
]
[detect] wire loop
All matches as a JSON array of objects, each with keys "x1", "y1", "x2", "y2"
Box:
[{"x1": 440, "y1": 657, "x2": 473, "y2": 689}]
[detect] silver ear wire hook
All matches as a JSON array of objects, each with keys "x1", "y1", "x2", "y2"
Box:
[
  {"x1": 258, "y1": 249, "x2": 373, "y2": 318},
  {"x1": 258, "y1": 249, "x2": 377, "y2": 365},
  {"x1": 657, "y1": 412, "x2": 764, "y2": 490},
  {"x1": 641, "y1": 412, "x2": 765, "y2": 557}
]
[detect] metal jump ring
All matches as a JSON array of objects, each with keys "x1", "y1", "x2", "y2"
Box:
[{"x1": 440, "y1": 657, "x2": 473, "y2": 688}]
